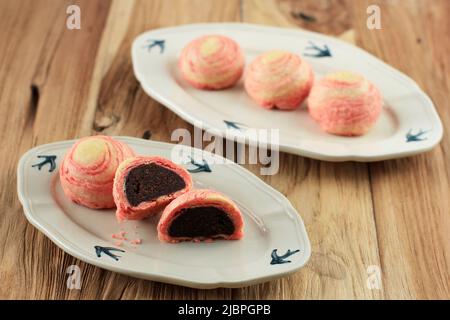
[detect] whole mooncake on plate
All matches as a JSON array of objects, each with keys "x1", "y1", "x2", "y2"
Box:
[
  {"x1": 157, "y1": 189, "x2": 244, "y2": 243},
  {"x1": 308, "y1": 71, "x2": 383, "y2": 136},
  {"x1": 113, "y1": 156, "x2": 192, "y2": 221},
  {"x1": 59, "y1": 135, "x2": 135, "y2": 209},
  {"x1": 179, "y1": 35, "x2": 245, "y2": 90},
  {"x1": 244, "y1": 50, "x2": 314, "y2": 110}
]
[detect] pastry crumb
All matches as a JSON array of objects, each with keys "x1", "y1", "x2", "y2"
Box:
[
  {"x1": 112, "y1": 230, "x2": 127, "y2": 240},
  {"x1": 130, "y1": 238, "x2": 142, "y2": 245}
]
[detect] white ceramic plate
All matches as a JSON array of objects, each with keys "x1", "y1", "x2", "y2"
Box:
[
  {"x1": 17, "y1": 137, "x2": 311, "y2": 289},
  {"x1": 131, "y1": 23, "x2": 443, "y2": 161}
]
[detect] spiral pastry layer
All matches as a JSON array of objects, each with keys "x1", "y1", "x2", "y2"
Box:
[
  {"x1": 113, "y1": 156, "x2": 193, "y2": 221},
  {"x1": 244, "y1": 50, "x2": 314, "y2": 110},
  {"x1": 308, "y1": 71, "x2": 383, "y2": 136},
  {"x1": 157, "y1": 189, "x2": 244, "y2": 243},
  {"x1": 59, "y1": 136, "x2": 135, "y2": 209},
  {"x1": 179, "y1": 35, "x2": 245, "y2": 90}
]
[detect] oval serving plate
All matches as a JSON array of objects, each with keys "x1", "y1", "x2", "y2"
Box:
[
  {"x1": 131, "y1": 23, "x2": 443, "y2": 161},
  {"x1": 17, "y1": 137, "x2": 311, "y2": 289}
]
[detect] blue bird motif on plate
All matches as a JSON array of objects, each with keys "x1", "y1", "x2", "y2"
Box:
[
  {"x1": 224, "y1": 120, "x2": 246, "y2": 131},
  {"x1": 406, "y1": 129, "x2": 428, "y2": 142},
  {"x1": 303, "y1": 41, "x2": 332, "y2": 58},
  {"x1": 32, "y1": 155, "x2": 57, "y2": 172},
  {"x1": 94, "y1": 246, "x2": 125, "y2": 261},
  {"x1": 143, "y1": 39, "x2": 165, "y2": 54},
  {"x1": 187, "y1": 156, "x2": 212, "y2": 173},
  {"x1": 270, "y1": 249, "x2": 300, "y2": 265}
]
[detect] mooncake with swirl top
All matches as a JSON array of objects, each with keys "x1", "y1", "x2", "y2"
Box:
[
  {"x1": 59, "y1": 136, "x2": 135, "y2": 209},
  {"x1": 245, "y1": 50, "x2": 314, "y2": 110},
  {"x1": 308, "y1": 71, "x2": 383, "y2": 136},
  {"x1": 179, "y1": 35, "x2": 245, "y2": 90}
]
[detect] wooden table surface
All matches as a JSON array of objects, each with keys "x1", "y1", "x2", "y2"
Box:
[{"x1": 1, "y1": 0, "x2": 449, "y2": 299}]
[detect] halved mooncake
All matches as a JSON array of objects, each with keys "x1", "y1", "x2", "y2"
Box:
[
  {"x1": 113, "y1": 156, "x2": 192, "y2": 221},
  {"x1": 157, "y1": 189, "x2": 244, "y2": 243}
]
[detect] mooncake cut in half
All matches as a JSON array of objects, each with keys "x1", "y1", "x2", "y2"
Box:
[
  {"x1": 59, "y1": 135, "x2": 135, "y2": 209},
  {"x1": 158, "y1": 189, "x2": 244, "y2": 243},
  {"x1": 113, "y1": 156, "x2": 192, "y2": 221}
]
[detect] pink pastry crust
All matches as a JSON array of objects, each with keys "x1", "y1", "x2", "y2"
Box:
[
  {"x1": 244, "y1": 50, "x2": 314, "y2": 110},
  {"x1": 59, "y1": 136, "x2": 135, "y2": 209},
  {"x1": 113, "y1": 156, "x2": 193, "y2": 221},
  {"x1": 308, "y1": 71, "x2": 383, "y2": 136},
  {"x1": 179, "y1": 35, "x2": 245, "y2": 90},
  {"x1": 157, "y1": 189, "x2": 244, "y2": 243}
]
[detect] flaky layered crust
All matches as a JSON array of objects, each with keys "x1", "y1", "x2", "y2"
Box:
[
  {"x1": 179, "y1": 35, "x2": 245, "y2": 90},
  {"x1": 308, "y1": 71, "x2": 383, "y2": 136},
  {"x1": 245, "y1": 51, "x2": 314, "y2": 110}
]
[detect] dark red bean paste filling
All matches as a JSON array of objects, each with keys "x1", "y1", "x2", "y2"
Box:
[
  {"x1": 168, "y1": 206, "x2": 235, "y2": 238},
  {"x1": 125, "y1": 163, "x2": 185, "y2": 206}
]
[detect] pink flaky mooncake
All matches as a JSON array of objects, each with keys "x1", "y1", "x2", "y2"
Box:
[
  {"x1": 59, "y1": 136, "x2": 135, "y2": 209},
  {"x1": 308, "y1": 71, "x2": 383, "y2": 136},
  {"x1": 179, "y1": 35, "x2": 245, "y2": 90},
  {"x1": 113, "y1": 156, "x2": 192, "y2": 221},
  {"x1": 158, "y1": 189, "x2": 244, "y2": 243},
  {"x1": 245, "y1": 50, "x2": 314, "y2": 110}
]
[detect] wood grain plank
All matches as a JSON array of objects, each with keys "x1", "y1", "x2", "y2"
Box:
[
  {"x1": 242, "y1": 0, "x2": 355, "y2": 41},
  {"x1": 350, "y1": 0, "x2": 450, "y2": 299},
  {"x1": 80, "y1": 0, "x2": 137, "y2": 135},
  {"x1": 0, "y1": 0, "x2": 68, "y2": 299},
  {"x1": 0, "y1": 0, "x2": 111, "y2": 299}
]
